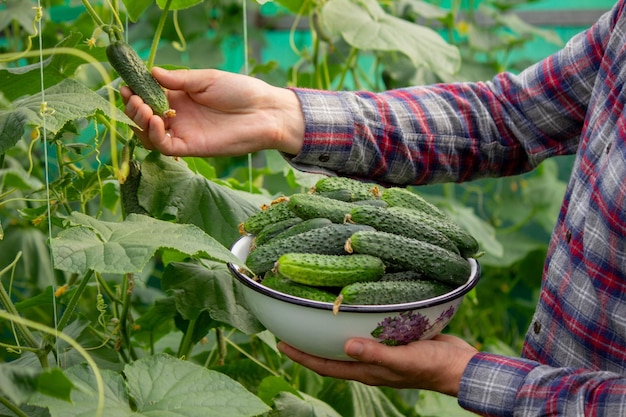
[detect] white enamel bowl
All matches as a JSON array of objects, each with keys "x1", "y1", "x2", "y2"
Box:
[{"x1": 228, "y1": 235, "x2": 480, "y2": 361}]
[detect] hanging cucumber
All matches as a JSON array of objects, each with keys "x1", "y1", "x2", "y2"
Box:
[{"x1": 106, "y1": 40, "x2": 175, "y2": 117}]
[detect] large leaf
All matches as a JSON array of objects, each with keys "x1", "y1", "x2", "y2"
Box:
[
  {"x1": 121, "y1": 0, "x2": 153, "y2": 22},
  {"x1": 139, "y1": 152, "x2": 261, "y2": 247},
  {"x1": 273, "y1": 391, "x2": 342, "y2": 417},
  {"x1": 29, "y1": 355, "x2": 270, "y2": 417},
  {"x1": 161, "y1": 260, "x2": 264, "y2": 335},
  {"x1": 50, "y1": 212, "x2": 241, "y2": 274},
  {"x1": 125, "y1": 354, "x2": 270, "y2": 417},
  {"x1": 322, "y1": 0, "x2": 460, "y2": 77},
  {"x1": 318, "y1": 379, "x2": 405, "y2": 417},
  {"x1": 156, "y1": 0, "x2": 204, "y2": 10},
  {"x1": 0, "y1": 79, "x2": 135, "y2": 154},
  {"x1": 29, "y1": 364, "x2": 132, "y2": 417},
  {"x1": 0, "y1": 33, "x2": 106, "y2": 102}
]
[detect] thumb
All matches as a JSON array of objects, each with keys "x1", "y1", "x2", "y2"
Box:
[
  {"x1": 150, "y1": 67, "x2": 185, "y2": 90},
  {"x1": 345, "y1": 338, "x2": 392, "y2": 364}
]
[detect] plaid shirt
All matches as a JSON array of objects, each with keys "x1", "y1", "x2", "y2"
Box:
[{"x1": 288, "y1": 1, "x2": 626, "y2": 415}]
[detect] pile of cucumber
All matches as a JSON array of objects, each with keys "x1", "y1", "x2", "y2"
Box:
[{"x1": 239, "y1": 177, "x2": 480, "y2": 309}]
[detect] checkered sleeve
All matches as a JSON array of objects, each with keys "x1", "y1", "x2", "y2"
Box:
[
  {"x1": 286, "y1": 0, "x2": 617, "y2": 186},
  {"x1": 459, "y1": 352, "x2": 626, "y2": 416}
]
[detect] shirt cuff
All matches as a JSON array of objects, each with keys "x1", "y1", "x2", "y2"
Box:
[
  {"x1": 287, "y1": 88, "x2": 357, "y2": 173},
  {"x1": 458, "y1": 352, "x2": 540, "y2": 417}
]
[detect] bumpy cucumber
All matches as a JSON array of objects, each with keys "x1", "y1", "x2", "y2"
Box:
[
  {"x1": 254, "y1": 217, "x2": 303, "y2": 247},
  {"x1": 242, "y1": 199, "x2": 297, "y2": 235},
  {"x1": 380, "y1": 270, "x2": 424, "y2": 281},
  {"x1": 270, "y1": 217, "x2": 333, "y2": 242},
  {"x1": 346, "y1": 230, "x2": 471, "y2": 286},
  {"x1": 262, "y1": 272, "x2": 337, "y2": 302},
  {"x1": 381, "y1": 187, "x2": 447, "y2": 219},
  {"x1": 388, "y1": 206, "x2": 479, "y2": 257},
  {"x1": 106, "y1": 40, "x2": 174, "y2": 117},
  {"x1": 313, "y1": 176, "x2": 384, "y2": 201},
  {"x1": 346, "y1": 205, "x2": 459, "y2": 254},
  {"x1": 275, "y1": 253, "x2": 385, "y2": 287},
  {"x1": 339, "y1": 279, "x2": 452, "y2": 305},
  {"x1": 288, "y1": 193, "x2": 357, "y2": 223},
  {"x1": 120, "y1": 159, "x2": 149, "y2": 216},
  {"x1": 245, "y1": 223, "x2": 374, "y2": 275}
]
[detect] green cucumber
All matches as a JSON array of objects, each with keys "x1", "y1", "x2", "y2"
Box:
[
  {"x1": 338, "y1": 279, "x2": 452, "y2": 305},
  {"x1": 346, "y1": 230, "x2": 471, "y2": 286},
  {"x1": 242, "y1": 199, "x2": 297, "y2": 235},
  {"x1": 270, "y1": 217, "x2": 333, "y2": 242},
  {"x1": 262, "y1": 272, "x2": 337, "y2": 302},
  {"x1": 388, "y1": 206, "x2": 479, "y2": 257},
  {"x1": 245, "y1": 223, "x2": 374, "y2": 275},
  {"x1": 288, "y1": 193, "x2": 357, "y2": 223},
  {"x1": 254, "y1": 217, "x2": 303, "y2": 247},
  {"x1": 313, "y1": 176, "x2": 384, "y2": 201},
  {"x1": 275, "y1": 253, "x2": 385, "y2": 287},
  {"x1": 106, "y1": 40, "x2": 174, "y2": 117},
  {"x1": 381, "y1": 187, "x2": 447, "y2": 219},
  {"x1": 380, "y1": 270, "x2": 424, "y2": 281},
  {"x1": 346, "y1": 205, "x2": 459, "y2": 254}
]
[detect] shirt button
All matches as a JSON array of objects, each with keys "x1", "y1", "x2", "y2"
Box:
[
  {"x1": 318, "y1": 154, "x2": 330, "y2": 162},
  {"x1": 533, "y1": 321, "x2": 541, "y2": 334},
  {"x1": 565, "y1": 230, "x2": 571, "y2": 243}
]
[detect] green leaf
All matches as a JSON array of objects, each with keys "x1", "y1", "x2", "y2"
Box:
[
  {"x1": 318, "y1": 379, "x2": 405, "y2": 417},
  {"x1": 0, "y1": 0, "x2": 38, "y2": 33},
  {"x1": 156, "y1": 0, "x2": 204, "y2": 11},
  {"x1": 0, "y1": 33, "x2": 106, "y2": 101},
  {"x1": 29, "y1": 364, "x2": 133, "y2": 417},
  {"x1": 161, "y1": 260, "x2": 264, "y2": 335},
  {"x1": 273, "y1": 391, "x2": 342, "y2": 417},
  {"x1": 121, "y1": 0, "x2": 152, "y2": 22},
  {"x1": 0, "y1": 364, "x2": 39, "y2": 405},
  {"x1": 125, "y1": 354, "x2": 270, "y2": 417},
  {"x1": 256, "y1": 376, "x2": 301, "y2": 406},
  {"x1": 322, "y1": 0, "x2": 460, "y2": 77},
  {"x1": 0, "y1": 79, "x2": 135, "y2": 154},
  {"x1": 36, "y1": 369, "x2": 74, "y2": 403},
  {"x1": 50, "y1": 212, "x2": 242, "y2": 274},
  {"x1": 414, "y1": 390, "x2": 477, "y2": 417},
  {"x1": 139, "y1": 152, "x2": 260, "y2": 247}
]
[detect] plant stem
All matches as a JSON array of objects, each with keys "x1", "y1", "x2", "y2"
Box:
[
  {"x1": 55, "y1": 270, "x2": 94, "y2": 333},
  {"x1": 0, "y1": 395, "x2": 28, "y2": 417},
  {"x1": 336, "y1": 47, "x2": 358, "y2": 90},
  {"x1": 147, "y1": 0, "x2": 173, "y2": 69},
  {"x1": 177, "y1": 318, "x2": 197, "y2": 359},
  {"x1": 0, "y1": 253, "x2": 40, "y2": 351}
]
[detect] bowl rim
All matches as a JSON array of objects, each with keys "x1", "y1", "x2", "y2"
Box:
[{"x1": 228, "y1": 235, "x2": 481, "y2": 313}]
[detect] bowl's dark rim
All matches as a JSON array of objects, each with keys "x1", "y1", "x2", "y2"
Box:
[{"x1": 228, "y1": 238, "x2": 481, "y2": 313}]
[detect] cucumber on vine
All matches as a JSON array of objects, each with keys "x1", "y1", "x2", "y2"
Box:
[{"x1": 106, "y1": 40, "x2": 175, "y2": 117}]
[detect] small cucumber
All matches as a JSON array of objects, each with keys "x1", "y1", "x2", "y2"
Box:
[
  {"x1": 288, "y1": 193, "x2": 357, "y2": 223},
  {"x1": 381, "y1": 187, "x2": 447, "y2": 219},
  {"x1": 313, "y1": 176, "x2": 384, "y2": 201},
  {"x1": 388, "y1": 206, "x2": 479, "y2": 257},
  {"x1": 254, "y1": 217, "x2": 303, "y2": 247},
  {"x1": 346, "y1": 230, "x2": 471, "y2": 286},
  {"x1": 338, "y1": 279, "x2": 452, "y2": 305},
  {"x1": 262, "y1": 272, "x2": 337, "y2": 303},
  {"x1": 346, "y1": 205, "x2": 459, "y2": 254},
  {"x1": 242, "y1": 199, "x2": 297, "y2": 235},
  {"x1": 106, "y1": 40, "x2": 174, "y2": 117},
  {"x1": 275, "y1": 253, "x2": 385, "y2": 287},
  {"x1": 245, "y1": 223, "x2": 374, "y2": 275}
]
